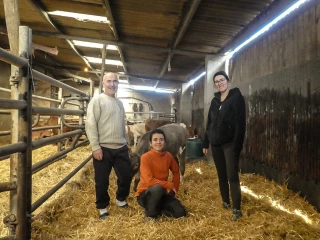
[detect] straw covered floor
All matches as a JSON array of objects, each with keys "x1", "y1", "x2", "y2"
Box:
[{"x1": 1, "y1": 145, "x2": 320, "y2": 239}]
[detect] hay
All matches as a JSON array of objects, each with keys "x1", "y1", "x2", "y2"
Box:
[
  {"x1": 1, "y1": 145, "x2": 320, "y2": 239},
  {"x1": 0, "y1": 144, "x2": 92, "y2": 237}
]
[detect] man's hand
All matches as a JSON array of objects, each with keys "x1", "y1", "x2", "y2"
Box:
[
  {"x1": 93, "y1": 149, "x2": 103, "y2": 160},
  {"x1": 203, "y1": 148, "x2": 208, "y2": 155}
]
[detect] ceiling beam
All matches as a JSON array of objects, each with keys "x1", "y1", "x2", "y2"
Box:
[
  {"x1": 33, "y1": 64, "x2": 184, "y2": 84},
  {"x1": 26, "y1": 0, "x2": 98, "y2": 76},
  {"x1": 158, "y1": 0, "x2": 202, "y2": 78},
  {"x1": 83, "y1": 70, "x2": 185, "y2": 84},
  {"x1": 32, "y1": 31, "x2": 214, "y2": 58},
  {"x1": 101, "y1": 0, "x2": 128, "y2": 74}
]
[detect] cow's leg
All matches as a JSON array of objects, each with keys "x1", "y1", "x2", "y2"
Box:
[
  {"x1": 133, "y1": 171, "x2": 140, "y2": 192},
  {"x1": 134, "y1": 134, "x2": 138, "y2": 147},
  {"x1": 178, "y1": 147, "x2": 186, "y2": 182}
]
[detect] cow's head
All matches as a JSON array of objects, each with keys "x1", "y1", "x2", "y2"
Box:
[{"x1": 129, "y1": 152, "x2": 140, "y2": 175}]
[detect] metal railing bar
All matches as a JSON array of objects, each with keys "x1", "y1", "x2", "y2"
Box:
[
  {"x1": 0, "y1": 110, "x2": 11, "y2": 115},
  {"x1": 0, "y1": 142, "x2": 27, "y2": 157},
  {"x1": 31, "y1": 129, "x2": 84, "y2": 150},
  {"x1": 0, "y1": 155, "x2": 10, "y2": 161},
  {"x1": 32, "y1": 70, "x2": 87, "y2": 96},
  {"x1": 0, "y1": 98, "x2": 27, "y2": 110},
  {"x1": 31, "y1": 154, "x2": 92, "y2": 212},
  {"x1": 0, "y1": 87, "x2": 60, "y2": 103},
  {"x1": 32, "y1": 107, "x2": 84, "y2": 116},
  {"x1": 32, "y1": 139, "x2": 88, "y2": 174},
  {"x1": 0, "y1": 181, "x2": 17, "y2": 193},
  {"x1": 0, "y1": 47, "x2": 28, "y2": 68}
]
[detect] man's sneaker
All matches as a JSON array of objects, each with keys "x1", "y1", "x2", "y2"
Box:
[
  {"x1": 116, "y1": 199, "x2": 129, "y2": 208},
  {"x1": 222, "y1": 202, "x2": 231, "y2": 209},
  {"x1": 99, "y1": 212, "x2": 109, "y2": 220},
  {"x1": 144, "y1": 216, "x2": 157, "y2": 223},
  {"x1": 232, "y1": 209, "x2": 242, "y2": 221}
]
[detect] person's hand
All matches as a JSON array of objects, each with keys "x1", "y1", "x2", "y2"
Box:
[
  {"x1": 169, "y1": 188, "x2": 177, "y2": 197},
  {"x1": 203, "y1": 148, "x2": 208, "y2": 155},
  {"x1": 93, "y1": 149, "x2": 103, "y2": 160}
]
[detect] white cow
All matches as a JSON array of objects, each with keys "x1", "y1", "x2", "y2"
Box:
[{"x1": 126, "y1": 123, "x2": 146, "y2": 147}]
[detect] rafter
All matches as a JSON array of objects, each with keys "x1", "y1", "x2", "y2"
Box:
[
  {"x1": 101, "y1": 0, "x2": 128, "y2": 74},
  {"x1": 158, "y1": 0, "x2": 202, "y2": 79},
  {"x1": 26, "y1": 0, "x2": 98, "y2": 77}
]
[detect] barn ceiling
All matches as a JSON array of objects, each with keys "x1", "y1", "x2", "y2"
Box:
[{"x1": 0, "y1": 0, "x2": 279, "y2": 91}]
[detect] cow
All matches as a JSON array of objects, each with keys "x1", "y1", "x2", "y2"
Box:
[
  {"x1": 130, "y1": 124, "x2": 187, "y2": 192},
  {"x1": 126, "y1": 122, "x2": 146, "y2": 147},
  {"x1": 32, "y1": 116, "x2": 84, "y2": 147},
  {"x1": 144, "y1": 119, "x2": 172, "y2": 132}
]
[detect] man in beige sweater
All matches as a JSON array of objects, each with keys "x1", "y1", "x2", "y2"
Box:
[{"x1": 86, "y1": 72, "x2": 132, "y2": 220}]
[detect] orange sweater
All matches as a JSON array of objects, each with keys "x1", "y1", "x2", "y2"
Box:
[{"x1": 136, "y1": 149, "x2": 180, "y2": 196}]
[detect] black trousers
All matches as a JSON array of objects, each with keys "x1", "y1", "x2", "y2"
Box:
[
  {"x1": 211, "y1": 142, "x2": 241, "y2": 210},
  {"x1": 137, "y1": 184, "x2": 186, "y2": 218},
  {"x1": 93, "y1": 145, "x2": 132, "y2": 209}
]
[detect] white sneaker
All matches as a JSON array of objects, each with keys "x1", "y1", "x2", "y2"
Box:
[{"x1": 116, "y1": 199, "x2": 128, "y2": 208}]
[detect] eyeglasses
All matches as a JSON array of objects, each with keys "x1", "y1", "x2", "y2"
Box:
[{"x1": 214, "y1": 78, "x2": 226, "y2": 85}]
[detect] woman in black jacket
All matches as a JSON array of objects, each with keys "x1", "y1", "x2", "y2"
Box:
[{"x1": 202, "y1": 70, "x2": 246, "y2": 221}]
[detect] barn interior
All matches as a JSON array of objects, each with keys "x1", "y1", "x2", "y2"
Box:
[{"x1": 0, "y1": 0, "x2": 320, "y2": 239}]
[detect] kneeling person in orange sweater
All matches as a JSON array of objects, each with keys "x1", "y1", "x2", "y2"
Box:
[{"x1": 136, "y1": 128, "x2": 187, "y2": 220}]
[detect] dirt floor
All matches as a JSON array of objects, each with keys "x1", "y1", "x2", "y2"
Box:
[{"x1": 1, "y1": 145, "x2": 320, "y2": 239}]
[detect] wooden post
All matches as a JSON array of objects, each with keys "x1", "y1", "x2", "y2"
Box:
[
  {"x1": 57, "y1": 88, "x2": 63, "y2": 152},
  {"x1": 3, "y1": 0, "x2": 20, "y2": 56},
  {"x1": 89, "y1": 80, "x2": 94, "y2": 97},
  {"x1": 99, "y1": 44, "x2": 106, "y2": 93}
]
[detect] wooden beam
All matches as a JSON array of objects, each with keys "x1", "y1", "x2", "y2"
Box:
[
  {"x1": 158, "y1": 0, "x2": 203, "y2": 78},
  {"x1": 32, "y1": 31, "x2": 214, "y2": 57},
  {"x1": 26, "y1": 0, "x2": 97, "y2": 75},
  {"x1": 99, "y1": 44, "x2": 106, "y2": 93},
  {"x1": 3, "y1": 0, "x2": 20, "y2": 55},
  {"x1": 101, "y1": 0, "x2": 128, "y2": 74}
]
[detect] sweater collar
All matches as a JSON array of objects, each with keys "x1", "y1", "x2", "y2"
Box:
[{"x1": 151, "y1": 148, "x2": 166, "y2": 157}]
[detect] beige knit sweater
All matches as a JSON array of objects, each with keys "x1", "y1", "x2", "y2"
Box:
[{"x1": 85, "y1": 93, "x2": 127, "y2": 151}]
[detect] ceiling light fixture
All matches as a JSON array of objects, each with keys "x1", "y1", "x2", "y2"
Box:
[
  {"x1": 117, "y1": 83, "x2": 175, "y2": 93},
  {"x1": 190, "y1": 71, "x2": 206, "y2": 85},
  {"x1": 73, "y1": 40, "x2": 118, "y2": 50},
  {"x1": 48, "y1": 11, "x2": 109, "y2": 24},
  {"x1": 85, "y1": 56, "x2": 123, "y2": 66},
  {"x1": 226, "y1": 0, "x2": 309, "y2": 59}
]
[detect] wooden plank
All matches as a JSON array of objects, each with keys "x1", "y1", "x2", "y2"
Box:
[
  {"x1": 297, "y1": 14, "x2": 304, "y2": 64},
  {"x1": 316, "y1": 3, "x2": 320, "y2": 57},
  {"x1": 309, "y1": 5, "x2": 317, "y2": 59},
  {"x1": 304, "y1": 9, "x2": 311, "y2": 61}
]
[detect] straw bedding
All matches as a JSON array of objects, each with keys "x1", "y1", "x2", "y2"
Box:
[{"x1": 1, "y1": 145, "x2": 320, "y2": 239}]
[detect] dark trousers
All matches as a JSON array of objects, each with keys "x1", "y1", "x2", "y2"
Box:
[
  {"x1": 93, "y1": 145, "x2": 132, "y2": 209},
  {"x1": 137, "y1": 184, "x2": 186, "y2": 218},
  {"x1": 211, "y1": 142, "x2": 241, "y2": 210}
]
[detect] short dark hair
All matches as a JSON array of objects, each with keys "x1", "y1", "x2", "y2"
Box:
[
  {"x1": 213, "y1": 70, "x2": 230, "y2": 82},
  {"x1": 149, "y1": 128, "x2": 166, "y2": 142}
]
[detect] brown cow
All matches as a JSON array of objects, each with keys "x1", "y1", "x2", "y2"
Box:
[
  {"x1": 32, "y1": 116, "x2": 83, "y2": 143},
  {"x1": 144, "y1": 119, "x2": 172, "y2": 132}
]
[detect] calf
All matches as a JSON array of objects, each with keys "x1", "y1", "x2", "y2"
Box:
[
  {"x1": 126, "y1": 122, "x2": 146, "y2": 147},
  {"x1": 130, "y1": 124, "x2": 187, "y2": 191},
  {"x1": 144, "y1": 119, "x2": 172, "y2": 132}
]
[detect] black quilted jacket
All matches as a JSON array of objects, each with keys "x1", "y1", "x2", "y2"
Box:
[{"x1": 203, "y1": 87, "x2": 246, "y2": 155}]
